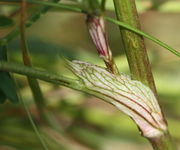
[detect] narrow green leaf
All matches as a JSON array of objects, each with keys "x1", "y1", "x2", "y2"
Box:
[
  {"x1": 0, "y1": 45, "x2": 18, "y2": 103},
  {"x1": 0, "y1": 90, "x2": 6, "y2": 104},
  {"x1": 0, "y1": 72, "x2": 19, "y2": 103},
  {"x1": 0, "y1": 15, "x2": 14, "y2": 28},
  {"x1": 105, "y1": 17, "x2": 180, "y2": 57}
]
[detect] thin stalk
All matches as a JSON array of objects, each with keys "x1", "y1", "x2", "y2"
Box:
[
  {"x1": 0, "y1": 61, "x2": 85, "y2": 92},
  {"x1": 20, "y1": 0, "x2": 46, "y2": 118},
  {"x1": 101, "y1": 0, "x2": 106, "y2": 11},
  {"x1": 87, "y1": 0, "x2": 101, "y2": 15},
  {"x1": 0, "y1": 61, "x2": 129, "y2": 106},
  {"x1": 19, "y1": 2, "x2": 62, "y2": 132},
  {"x1": 17, "y1": 86, "x2": 49, "y2": 150},
  {"x1": 113, "y1": 0, "x2": 177, "y2": 149},
  {"x1": 104, "y1": 17, "x2": 180, "y2": 58},
  {"x1": 19, "y1": 1, "x2": 64, "y2": 132}
]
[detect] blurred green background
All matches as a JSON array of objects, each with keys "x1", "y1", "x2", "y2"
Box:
[{"x1": 0, "y1": 0, "x2": 180, "y2": 150}]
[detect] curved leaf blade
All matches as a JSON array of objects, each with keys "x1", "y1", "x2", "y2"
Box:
[
  {"x1": 0, "y1": 45, "x2": 18, "y2": 104},
  {"x1": 0, "y1": 15, "x2": 14, "y2": 29}
]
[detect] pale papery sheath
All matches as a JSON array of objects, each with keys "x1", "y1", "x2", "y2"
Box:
[
  {"x1": 86, "y1": 16, "x2": 112, "y2": 62},
  {"x1": 67, "y1": 60, "x2": 167, "y2": 138}
]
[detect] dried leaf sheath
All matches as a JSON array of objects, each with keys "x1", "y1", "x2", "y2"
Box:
[
  {"x1": 68, "y1": 60, "x2": 167, "y2": 138},
  {"x1": 86, "y1": 15, "x2": 119, "y2": 74},
  {"x1": 86, "y1": 16, "x2": 111, "y2": 61}
]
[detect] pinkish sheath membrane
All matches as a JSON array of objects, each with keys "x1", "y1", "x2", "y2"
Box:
[{"x1": 86, "y1": 15, "x2": 112, "y2": 62}]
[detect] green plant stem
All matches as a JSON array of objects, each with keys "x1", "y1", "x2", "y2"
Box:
[
  {"x1": 19, "y1": 1, "x2": 64, "y2": 132},
  {"x1": 86, "y1": 0, "x2": 101, "y2": 15},
  {"x1": 149, "y1": 132, "x2": 177, "y2": 150},
  {"x1": 113, "y1": 0, "x2": 157, "y2": 94},
  {"x1": 101, "y1": 0, "x2": 106, "y2": 11},
  {"x1": 18, "y1": 87, "x2": 49, "y2": 150},
  {"x1": 0, "y1": 61, "x2": 84, "y2": 91},
  {"x1": 113, "y1": 0, "x2": 177, "y2": 150},
  {"x1": 0, "y1": 61, "x2": 116, "y2": 105},
  {"x1": 20, "y1": 0, "x2": 46, "y2": 118}
]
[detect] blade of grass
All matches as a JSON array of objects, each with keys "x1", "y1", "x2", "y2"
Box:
[
  {"x1": 17, "y1": 86, "x2": 49, "y2": 150},
  {"x1": 105, "y1": 17, "x2": 180, "y2": 57}
]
